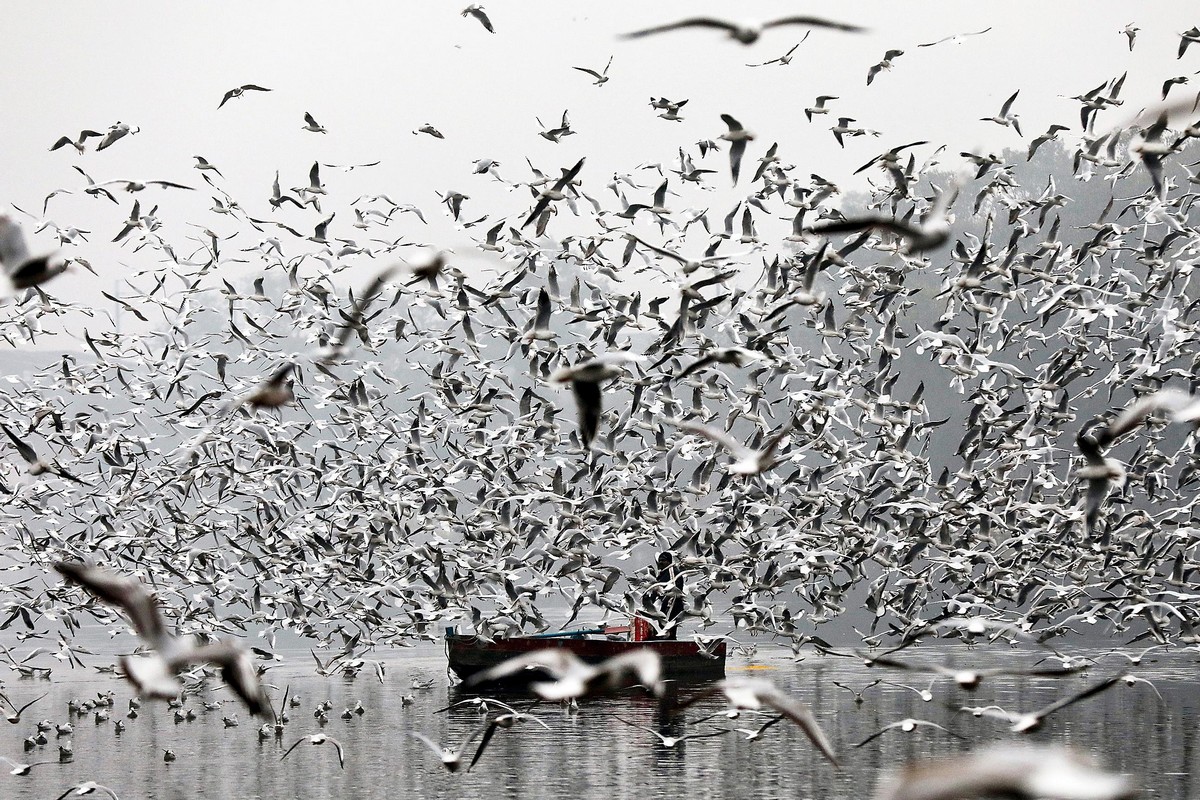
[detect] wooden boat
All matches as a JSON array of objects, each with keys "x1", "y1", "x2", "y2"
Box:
[{"x1": 445, "y1": 624, "x2": 727, "y2": 685}]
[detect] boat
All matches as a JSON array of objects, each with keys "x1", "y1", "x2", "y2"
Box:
[{"x1": 445, "y1": 622, "x2": 727, "y2": 685}]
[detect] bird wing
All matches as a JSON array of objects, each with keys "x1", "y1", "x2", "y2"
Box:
[
  {"x1": 761, "y1": 688, "x2": 840, "y2": 766},
  {"x1": 623, "y1": 18, "x2": 737, "y2": 38},
  {"x1": 327, "y1": 736, "x2": 346, "y2": 768},
  {"x1": 0, "y1": 423, "x2": 39, "y2": 464},
  {"x1": 465, "y1": 648, "x2": 581, "y2": 686},
  {"x1": 279, "y1": 737, "x2": 307, "y2": 761},
  {"x1": 766, "y1": 16, "x2": 864, "y2": 33},
  {"x1": 0, "y1": 217, "x2": 32, "y2": 268},
  {"x1": 1107, "y1": 389, "x2": 1194, "y2": 441},
  {"x1": 670, "y1": 419, "x2": 744, "y2": 458},
  {"x1": 573, "y1": 67, "x2": 602, "y2": 79},
  {"x1": 728, "y1": 139, "x2": 747, "y2": 186},
  {"x1": 572, "y1": 379, "x2": 603, "y2": 448},
  {"x1": 1000, "y1": 90, "x2": 1020, "y2": 117},
  {"x1": 54, "y1": 562, "x2": 167, "y2": 645},
  {"x1": 1034, "y1": 674, "x2": 1121, "y2": 719}
]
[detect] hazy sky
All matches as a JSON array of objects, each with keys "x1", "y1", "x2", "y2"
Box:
[{"x1": 3, "y1": 2, "x2": 1198, "y2": 310}]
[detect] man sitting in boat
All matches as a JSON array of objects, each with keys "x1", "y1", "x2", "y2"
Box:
[{"x1": 640, "y1": 551, "x2": 685, "y2": 640}]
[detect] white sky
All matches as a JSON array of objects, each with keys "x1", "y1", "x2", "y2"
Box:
[{"x1": 2, "y1": 2, "x2": 1198, "y2": 306}]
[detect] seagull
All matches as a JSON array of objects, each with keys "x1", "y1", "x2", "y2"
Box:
[
  {"x1": 229, "y1": 363, "x2": 298, "y2": 412},
  {"x1": 863, "y1": 653, "x2": 1084, "y2": 690},
  {"x1": 854, "y1": 718, "x2": 962, "y2": 747},
  {"x1": 280, "y1": 734, "x2": 345, "y2": 768},
  {"x1": 807, "y1": 173, "x2": 961, "y2": 253},
  {"x1": 672, "y1": 678, "x2": 838, "y2": 767},
  {"x1": 573, "y1": 55, "x2": 613, "y2": 86},
  {"x1": 622, "y1": 16, "x2": 864, "y2": 44},
  {"x1": 96, "y1": 122, "x2": 137, "y2": 151},
  {"x1": 625, "y1": 233, "x2": 750, "y2": 275},
  {"x1": 875, "y1": 745, "x2": 1137, "y2": 800},
  {"x1": 958, "y1": 674, "x2": 1130, "y2": 733},
  {"x1": 614, "y1": 715, "x2": 730, "y2": 747},
  {"x1": 666, "y1": 418, "x2": 793, "y2": 475},
  {"x1": 414, "y1": 124, "x2": 445, "y2": 139},
  {"x1": 1, "y1": 691, "x2": 48, "y2": 723},
  {"x1": 831, "y1": 679, "x2": 881, "y2": 705},
  {"x1": 746, "y1": 35, "x2": 808, "y2": 67},
  {"x1": 1121, "y1": 23, "x2": 1139, "y2": 51},
  {"x1": 0, "y1": 215, "x2": 69, "y2": 293},
  {"x1": 0, "y1": 756, "x2": 59, "y2": 776},
  {"x1": 1, "y1": 423, "x2": 88, "y2": 484},
  {"x1": 302, "y1": 112, "x2": 327, "y2": 133},
  {"x1": 461, "y1": 5, "x2": 494, "y2": 33},
  {"x1": 917, "y1": 27, "x2": 993, "y2": 47},
  {"x1": 522, "y1": 157, "x2": 585, "y2": 229},
  {"x1": 52, "y1": 782, "x2": 120, "y2": 800},
  {"x1": 1179, "y1": 26, "x2": 1200, "y2": 58},
  {"x1": 1027, "y1": 125, "x2": 1070, "y2": 160},
  {"x1": 674, "y1": 347, "x2": 768, "y2": 380},
  {"x1": 804, "y1": 95, "x2": 837, "y2": 123},
  {"x1": 981, "y1": 90, "x2": 1022, "y2": 136},
  {"x1": 1075, "y1": 429, "x2": 1128, "y2": 539},
  {"x1": 218, "y1": 84, "x2": 271, "y2": 109},
  {"x1": 549, "y1": 351, "x2": 643, "y2": 449},
  {"x1": 718, "y1": 114, "x2": 755, "y2": 185},
  {"x1": 54, "y1": 562, "x2": 271, "y2": 716},
  {"x1": 49, "y1": 130, "x2": 103, "y2": 155},
  {"x1": 866, "y1": 49, "x2": 904, "y2": 85},
  {"x1": 466, "y1": 648, "x2": 662, "y2": 699}
]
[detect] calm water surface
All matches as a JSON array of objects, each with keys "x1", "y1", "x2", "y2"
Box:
[{"x1": 3, "y1": 642, "x2": 1198, "y2": 799}]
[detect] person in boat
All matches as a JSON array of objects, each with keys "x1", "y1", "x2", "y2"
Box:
[{"x1": 644, "y1": 551, "x2": 685, "y2": 640}]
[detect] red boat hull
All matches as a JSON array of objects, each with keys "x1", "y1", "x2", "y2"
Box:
[{"x1": 445, "y1": 632, "x2": 726, "y2": 683}]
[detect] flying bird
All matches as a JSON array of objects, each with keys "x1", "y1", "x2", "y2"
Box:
[
  {"x1": 622, "y1": 16, "x2": 864, "y2": 44},
  {"x1": 573, "y1": 56, "x2": 613, "y2": 86},
  {"x1": 549, "y1": 351, "x2": 643, "y2": 449},
  {"x1": 666, "y1": 419, "x2": 793, "y2": 475},
  {"x1": 54, "y1": 562, "x2": 271, "y2": 715},
  {"x1": 462, "y1": 5, "x2": 494, "y2": 33},
  {"x1": 0, "y1": 215, "x2": 69, "y2": 294},
  {"x1": 281, "y1": 734, "x2": 345, "y2": 768},
  {"x1": 218, "y1": 84, "x2": 271, "y2": 109},
  {"x1": 718, "y1": 114, "x2": 755, "y2": 185}
]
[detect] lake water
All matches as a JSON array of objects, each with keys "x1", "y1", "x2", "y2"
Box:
[{"x1": 3, "y1": 642, "x2": 1197, "y2": 799}]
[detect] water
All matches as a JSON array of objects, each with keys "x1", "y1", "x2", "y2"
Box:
[
  {"x1": 4, "y1": 643, "x2": 1197, "y2": 799},
  {"x1": 4, "y1": 642, "x2": 1195, "y2": 800}
]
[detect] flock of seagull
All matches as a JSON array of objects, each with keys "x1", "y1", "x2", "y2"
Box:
[{"x1": 4, "y1": 8, "x2": 1200, "y2": 799}]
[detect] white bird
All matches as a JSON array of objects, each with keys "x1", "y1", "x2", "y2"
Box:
[
  {"x1": 614, "y1": 715, "x2": 730, "y2": 747},
  {"x1": 718, "y1": 114, "x2": 755, "y2": 185},
  {"x1": 280, "y1": 734, "x2": 345, "y2": 768},
  {"x1": 673, "y1": 678, "x2": 838, "y2": 767},
  {"x1": 54, "y1": 562, "x2": 271, "y2": 716},
  {"x1": 96, "y1": 122, "x2": 137, "y2": 151},
  {"x1": 466, "y1": 648, "x2": 662, "y2": 700},
  {"x1": 874, "y1": 745, "x2": 1137, "y2": 800},
  {"x1": 854, "y1": 718, "x2": 961, "y2": 747},
  {"x1": 302, "y1": 112, "x2": 327, "y2": 133},
  {"x1": 52, "y1": 782, "x2": 120, "y2": 800},
  {"x1": 666, "y1": 419, "x2": 793, "y2": 475},
  {"x1": 549, "y1": 351, "x2": 643, "y2": 449}
]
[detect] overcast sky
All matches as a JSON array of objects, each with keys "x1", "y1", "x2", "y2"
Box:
[{"x1": 3, "y1": 2, "x2": 1198, "y2": 314}]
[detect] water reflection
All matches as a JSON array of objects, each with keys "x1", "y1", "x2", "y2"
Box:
[{"x1": 3, "y1": 643, "x2": 1197, "y2": 799}]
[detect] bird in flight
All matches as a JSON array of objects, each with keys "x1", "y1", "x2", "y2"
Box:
[
  {"x1": 622, "y1": 16, "x2": 864, "y2": 44},
  {"x1": 462, "y1": 5, "x2": 494, "y2": 33},
  {"x1": 218, "y1": 84, "x2": 271, "y2": 109}
]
